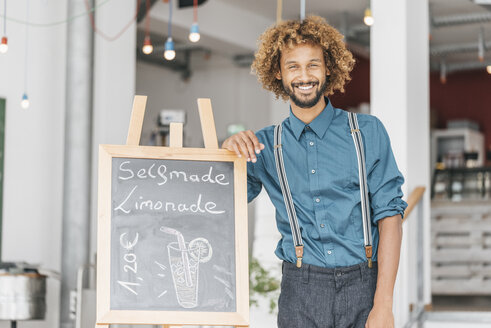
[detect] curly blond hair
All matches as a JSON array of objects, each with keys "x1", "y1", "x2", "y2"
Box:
[{"x1": 251, "y1": 15, "x2": 355, "y2": 100}]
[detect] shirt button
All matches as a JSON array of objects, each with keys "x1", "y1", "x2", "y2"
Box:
[
  {"x1": 315, "y1": 198, "x2": 320, "y2": 203},
  {"x1": 311, "y1": 169, "x2": 316, "y2": 174},
  {"x1": 320, "y1": 224, "x2": 325, "y2": 228},
  {"x1": 327, "y1": 250, "x2": 332, "y2": 255},
  {"x1": 306, "y1": 126, "x2": 310, "y2": 130},
  {"x1": 309, "y1": 141, "x2": 314, "y2": 146}
]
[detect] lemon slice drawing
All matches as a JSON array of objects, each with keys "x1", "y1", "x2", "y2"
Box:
[{"x1": 189, "y1": 238, "x2": 213, "y2": 263}]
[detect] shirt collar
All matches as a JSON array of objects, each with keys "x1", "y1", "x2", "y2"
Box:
[{"x1": 289, "y1": 98, "x2": 335, "y2": 140}]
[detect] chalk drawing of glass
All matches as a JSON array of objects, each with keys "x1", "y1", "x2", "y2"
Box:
[{"x1": 161, "y1": 227, "x2": 213, "y2": 308}]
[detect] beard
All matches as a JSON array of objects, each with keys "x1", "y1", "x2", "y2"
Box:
[{"x1": 282, "y1": 78, "x2": 328, "y2": 109}]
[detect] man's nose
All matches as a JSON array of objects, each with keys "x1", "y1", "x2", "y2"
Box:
[{"x1": 298, "y1": 67, "x2": 312, "y2": 81}]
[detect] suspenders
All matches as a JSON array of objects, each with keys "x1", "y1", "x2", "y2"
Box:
[
  {"x1": 348, "y1": 112, "x2": 373, "y2": 268},
  {"x1": 273, "y1": 112, "x2": 373, "y2": 268},
  {"x1": 274, "y1": 124, "x2": 304, "y2": 268}
]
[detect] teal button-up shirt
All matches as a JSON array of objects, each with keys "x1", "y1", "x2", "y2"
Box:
[{"x1": 247, "y1": 99, "x2": 407, "y2": 268}]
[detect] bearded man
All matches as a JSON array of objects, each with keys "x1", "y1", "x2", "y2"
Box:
[{"x1": 222, "y1": 16, "x2": 407, "y2": 328}]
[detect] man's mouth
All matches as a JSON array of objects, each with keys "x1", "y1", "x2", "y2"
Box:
[{"x1": 293, "y1": 82, "x2": 318, "y2": 93}]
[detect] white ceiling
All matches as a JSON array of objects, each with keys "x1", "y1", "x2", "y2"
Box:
[
  {"x1": 220, "y1": 0, "x2": 485, "y2": 21},
  {"x1": 216, "y1": 0, "x2": 367, "y2": 22},
  {"x1": 215, "y1": 0, "x2": 491, "y2": 69},
  {"x1": 142, "y1": 0, "x2": 491, "y2": 72}
]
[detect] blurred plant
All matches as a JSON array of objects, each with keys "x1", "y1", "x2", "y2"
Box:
[{"x1": 249, "y1": 257, "x2": 281, "y2": 313}]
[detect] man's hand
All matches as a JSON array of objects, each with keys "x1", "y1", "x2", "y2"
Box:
[
  {"x1": 221, "y1": 130, "x2": 265, "y2": 163},
  {"x1": 365, "y1": 304, "x2": 394, "y2": 328}
]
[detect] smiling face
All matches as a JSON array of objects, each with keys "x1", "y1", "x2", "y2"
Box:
[{"x1": 276, "y1": 43, "x2": 329, "y2": 109}]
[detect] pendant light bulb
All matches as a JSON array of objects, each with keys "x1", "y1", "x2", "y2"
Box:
[
  {"x1": 0, "y1": 37, "x2": 8, "y2": 54},
  {"x1": 21, "y1": 93, "x2": 30, "y2": 109},
  {"x1": 189, "y1": 23, "x2": 200, "y2": 43},
  {"x1": 364, "y1": 8, "x2": 374, "y2": 26},
  {"x1": 164, "y1": 37, "x2": 176, "y2": 60},
  {"x1": 142, "y1": 36, "x2": 154, "y2": 55},
  {"x1": 487, "y1": 65, "x2": 491, "y2": 74}
]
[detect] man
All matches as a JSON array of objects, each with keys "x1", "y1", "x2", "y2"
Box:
[{"x1": 222, "y1": 16, "x2": 407, "y2": 328}]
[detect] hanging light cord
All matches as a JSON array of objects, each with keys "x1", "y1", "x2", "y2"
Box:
[
  {"x1": 3, "y1": 0, "x2": 6, "y2": 35},
  {"x1": 300, "y1": 0, "x2": 305, "y2": 21},
  {"x1": 24, "y1": 0, "x2": 29, "y2": 93},
  {"x1": 276, "y1": 0, "x2": 282, "y2": 24},
  {"x1": 3, "y1": 0, "x2": 113, "y2": 27},
  {"x1": 193, "y1": 0, "x2": 197, "y2": 23},
  {"x1": 84, "y1": 0, "x2": 141, "y2": 42},
  {"x1": 144, "y1": 0, "x2": 150, "y2": 38},
  {"x1": 168, "y1": 0, "x2": 172, "y2": 38}
]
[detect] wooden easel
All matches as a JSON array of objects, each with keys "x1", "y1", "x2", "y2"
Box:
[{"x1": 97, "y1": 95, "x2": 249, "y2": 328}]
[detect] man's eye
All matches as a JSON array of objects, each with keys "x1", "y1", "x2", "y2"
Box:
[{"x1": 288, "y1": 65, "x2": 298, "y2": 69}]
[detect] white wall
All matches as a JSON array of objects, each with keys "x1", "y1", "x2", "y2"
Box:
[
  {"x1": 371, "y1": 0, "x2": 430, "y2": 326},
  {"x1": 0, "y1": 0, "x2": 268, "y2": 325},
  {"x1": 249, "y1": 191, "x2": 282, "y2": 327},
  {"x1": 89, "y1": 0, "x2": 137, "y2": 261},
  {"x1": 0, "y1": 1, "x2": 67, "y2": 327},
  {"x1": 0, "y1": 0, "x2": 136, "y2": 327},
  {"x1": 135, "y1": 55, "x2": 271, "y2": 147}
]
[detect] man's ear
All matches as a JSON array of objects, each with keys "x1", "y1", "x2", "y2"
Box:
[{"x1": 275, "y1": 70, "x2": 282, "y2": 80}]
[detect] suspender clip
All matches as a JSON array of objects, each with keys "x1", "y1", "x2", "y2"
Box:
[
  {"x1": 365, "y1": 245, "x2": 373, "y2": 268},
  {"x1": 295, "y1": 246, "x2": 304, "y2": 268}
]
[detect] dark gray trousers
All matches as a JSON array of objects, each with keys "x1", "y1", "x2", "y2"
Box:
[{"x1": 278, "y1": 261, "x2": 378, "y2": 328}]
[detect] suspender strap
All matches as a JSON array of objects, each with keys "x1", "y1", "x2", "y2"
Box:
[
  {"x1": 274, "y1": 114, "x2": 373, "y2": 269},
  {"x1": 348, "y1": 112, "x2": 373, "y2": 268},
  {"x1": 274, "y1": 124, "x2": 304, "y2": 268}
]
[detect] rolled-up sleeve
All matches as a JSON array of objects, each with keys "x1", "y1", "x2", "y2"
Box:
[
  {"x1": 247, "y1": 160, "x2": 263, "y2": 203},
  {"x1": 368, "y1": 118, "x2": 408, "y2": 223}
]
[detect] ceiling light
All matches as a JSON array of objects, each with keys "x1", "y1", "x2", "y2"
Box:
[
  {"x1": 164, "y1": 0, "x2": 176, "y2": 60},
  {"x1": 21, "y1": 93, "x2": 30, "y2": 109},
  {"x1": 189, "y1": 22, "x2": 200, "y2": 43},
  {"x1": 364, "y1": 8, "x2": 374, "y2": 26},
  {"x1": 142, "y1": 36, "x2": 153, "y2": 55},
  {"x1": 142, "y1": 0, "x2": 153, "y2": 55},
  {"x1": 440, "y1": 61, "x2": 447, "y2": 84},
  {"x1": 0, "y1": 36, "x2": 7, "y2": 54},
  {"x1": 164, "y1": 37, "x2": 176, "y2": 60}
]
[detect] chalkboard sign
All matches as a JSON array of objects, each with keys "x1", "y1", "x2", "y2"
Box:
[{"x1": 97, "y1": 145, "x2": 249, "y2": 326}]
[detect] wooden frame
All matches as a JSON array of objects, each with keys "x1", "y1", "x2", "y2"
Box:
[{"x1": 97, "y1": 145, "x2": 249, "y2": 326}]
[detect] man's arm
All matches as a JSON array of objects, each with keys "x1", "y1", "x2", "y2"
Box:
[
  {"x1": 222, "y1": 131, "x2": 265, "y2": 203},
  {"x1": 366, "y1": 214, "x2": 403, "y2": 328}
]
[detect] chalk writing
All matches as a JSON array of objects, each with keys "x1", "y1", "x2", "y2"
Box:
[
  {"x1": 117, "y1": 281, "x2": 139, "y2": 296},
  {"x1": 118, "y1": 161, "x2": 229, "y2": 186},
  {"x1": 115, "y1": 187, "x2": 225, "y2": 215},
  {"x1": 118, "y1": 232, "x2": 141, "y2": 296},
  {"x1": 109, "y1": 158, "x2": 237, "y2": 312}
]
